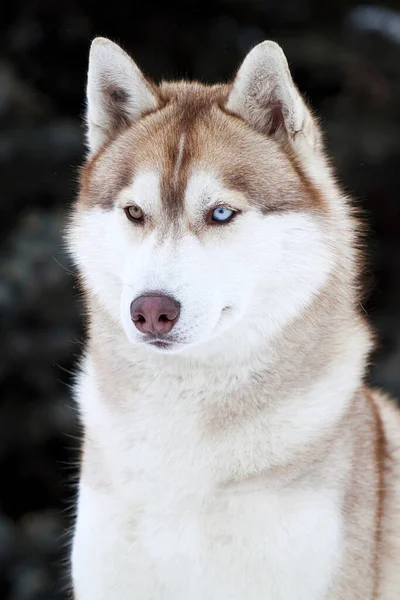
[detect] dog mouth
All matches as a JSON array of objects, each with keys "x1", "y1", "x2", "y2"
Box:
[
  {"x1": 147, "y1": 338, "x2": 175, "y2": 350},
  {"x1": 142, "y1": 334, "x2": 183, "y2": 352}
]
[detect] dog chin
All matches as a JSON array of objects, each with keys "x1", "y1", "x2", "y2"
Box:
[
  {"x1": 144, "y1": 339, "x2": 187, "y2": 354},
  {"x1": 125, "y1": 333, "x2": 193, "y2": 355},
  {"x1": 128, "y1": 331, "x2": 222, "y2": 357}
]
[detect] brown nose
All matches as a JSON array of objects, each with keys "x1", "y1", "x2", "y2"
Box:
[{"x1": 130, "y1": 295, "x2": 180, "y2": 335}]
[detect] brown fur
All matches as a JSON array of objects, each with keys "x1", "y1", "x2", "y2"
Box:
[{"x1": 79, "y1": 81, "x2": 324, "y2": 221}]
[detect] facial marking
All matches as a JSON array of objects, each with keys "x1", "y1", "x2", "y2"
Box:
[
  {"x1": 173, "y1": 133, "x2": 186, "y2": 189},
  {"x1": 119, "y1": 170, "x2": 161, "y2": 216},
  {"x1": 184, "y1": 170, "x2": 249, "y2": 223}
]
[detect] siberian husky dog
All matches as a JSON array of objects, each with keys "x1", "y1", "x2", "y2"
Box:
[{"x1": 67, "y1": 37, "x2": 400, "y2": 599}]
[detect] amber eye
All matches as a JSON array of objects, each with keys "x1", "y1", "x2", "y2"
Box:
[{"x1": 125, "y1": 205, "x2": 144, "y2": 223}]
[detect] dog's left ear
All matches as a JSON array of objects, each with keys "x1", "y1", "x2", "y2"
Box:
[{"x1": 226, "y1": 41, "x2": 318, "y2": 151}]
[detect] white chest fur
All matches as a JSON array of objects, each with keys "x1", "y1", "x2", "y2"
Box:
[
  {"x1": 73, "y1": 475, "x2": 341, "y2": 600},
  {"x1": 72, "y1": 356, "x2": 346, "y2": 600}
]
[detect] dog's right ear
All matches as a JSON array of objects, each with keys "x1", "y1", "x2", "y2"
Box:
[{"x1": 86, "y1": 38, "x2": 160, "y2": 155}]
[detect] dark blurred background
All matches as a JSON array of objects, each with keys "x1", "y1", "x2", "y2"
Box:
[{"x1": 1, "y1": 1, "x2": 400, "y2": 598}]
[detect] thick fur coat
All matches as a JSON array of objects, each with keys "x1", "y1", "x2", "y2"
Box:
[{"x1": 67, "y1": 38, "x2": 400, "y2": 599}]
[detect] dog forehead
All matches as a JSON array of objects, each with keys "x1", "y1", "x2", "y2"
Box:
[
  {"x1": 79, "y1": 86, "x2": 311, "y2": 216},
  {"x1": 81, "y1": 108, "x2": 234, "y2": 212}
]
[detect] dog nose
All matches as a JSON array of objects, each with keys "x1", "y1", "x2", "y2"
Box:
[{"x1": 130, "y1": 295, "x2": 180, "y2": 335}]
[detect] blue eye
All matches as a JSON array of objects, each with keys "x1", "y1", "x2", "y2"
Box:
[{"x1": 212, "y1": 207, "x2": 234, "y2": 222}]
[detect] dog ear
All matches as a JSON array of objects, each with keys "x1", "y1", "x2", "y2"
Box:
[
  {"x1": 86, "y1": 38, "x2": 160, "y2": 155},
  {"x1": 226, "y1": 41, "x2": 318, "y2": 151}
]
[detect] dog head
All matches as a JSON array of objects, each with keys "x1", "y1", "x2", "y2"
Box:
[{"x1": 68, "y1": 38, "x2": 345, "y2": 357}]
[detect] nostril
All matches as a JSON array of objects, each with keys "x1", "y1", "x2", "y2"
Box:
[
  {"x1": 159, "y1": 314, "x2": 170, "y2": 323},
  {"x1": 131, "y1": 309, "x2": 146, "y2": 323}
]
